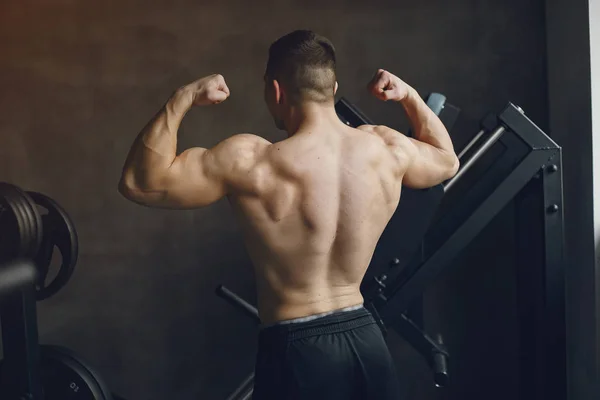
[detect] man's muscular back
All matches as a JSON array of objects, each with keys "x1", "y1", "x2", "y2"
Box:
[{"x1": 229, "y1": 124, "x2": 406, "y2": 324}]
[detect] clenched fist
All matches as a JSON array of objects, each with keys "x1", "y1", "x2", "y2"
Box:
[
  {"x1": 183, "y1": 74, "x2": 231, "y2": 106},
  {"x1": 367, "y1": 69, "x2": 411, "y2": 102}
]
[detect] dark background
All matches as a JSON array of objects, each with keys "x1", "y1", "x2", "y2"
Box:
[{"x1": 0, "y1": 0, "x2": 551, "y2": 399}]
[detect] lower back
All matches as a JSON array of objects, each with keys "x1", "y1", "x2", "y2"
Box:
[
  {"x1": 253, "y1": 250, "x2": 369, "y2": 324},
  {"x1": 258, "y1": 280, "x2": 365, "y2": 324}
]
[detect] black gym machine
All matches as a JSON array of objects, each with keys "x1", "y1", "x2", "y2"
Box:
[
  {"x1": 218, "y1": 94, "x2": 566, "y2": 400},
  {"x1": 0, "y1": 187, "x2": 124, "y2": 400}
]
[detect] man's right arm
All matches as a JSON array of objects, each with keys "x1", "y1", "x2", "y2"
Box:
[{"x1": 367, "y1": 69, "x2": 459, "y2": 189}]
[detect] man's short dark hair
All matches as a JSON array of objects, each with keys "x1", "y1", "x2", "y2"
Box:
[{"x1": 265, "y1": 30, "x2": 337, "y2": 104}]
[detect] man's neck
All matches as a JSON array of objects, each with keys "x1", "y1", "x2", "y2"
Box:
[{"x1": 284, "y1": 102, "x2": 342, "y2": 136}]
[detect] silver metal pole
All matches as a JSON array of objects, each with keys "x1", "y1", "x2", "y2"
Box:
[
  {"x1": 458, "y1": 129, "x2": 486, "y2": 160},
  {"x1": 216, "y1": 285, "x2": 260, "y2": 323},
  {"x1": 0, "y1": 259, "x2": 36, "y2": 298},
  {"x1": 444, "y1": 126, "x2": 506, "y2": 192},
  {"x1": 240, "y1": 388, "x2": 254, "y2": 400},
  {"x1": 226, "y1": 373, "x2": 255, "y2": 400}
]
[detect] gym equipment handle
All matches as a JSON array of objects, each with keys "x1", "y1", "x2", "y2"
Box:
[
  {"x1": 457, "y1": 129, "x2": 486, "y2": 160},
  {"x1": 433, "y1": 351, "x2": 449, "y2": 387},
  {"x1": 215, "y1": 285, "x2": 261, "y2": 324},
  {"x1": 0, "y1": 259, "x2": 36, "y2": 299},
  {"x1": 444, "y1": 125, "x2": 506, "y2": 192}
]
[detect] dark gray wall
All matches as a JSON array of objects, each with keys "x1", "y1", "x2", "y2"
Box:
[{"x1": 0, "y1": 0, "x2": 548, "y2": 399}]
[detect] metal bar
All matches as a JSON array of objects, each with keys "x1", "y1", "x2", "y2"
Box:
[
  {"x1": 225, "y1": 373, "x2": 255, "y2": 400},
  {"x1": 0, "y1": 283, "x2": 43, "y2": 400},
  {"x1": 393, "y1": 313, "x2": 448, "y2": 358},
  {"x1": 514, "y1": 174, "x2": 546, "y2": 399},
  {"x1": 0, "y1": 259, "x2": 37, "y2": 299},
  {"x1": 498, "y1": 103, "x2": 559, "y2": 150},
  {"x1": 458, "y1": 129, "x2": 486, "y2": 160},
  {"x1": 379, "y1": 148, "x2": 557, "y2": 319},
  {"x1": 215, "y1": 285, "x2": 261, "y2": 324},
  {"x1": 444, "y1": 126, "x2": 506, "y2": 192},
  {"x1": 240, "y1": 388, "x2": 254, "y2": 400},
  {"x1": 539, "y1": 154, "x2": 566, "y2": 398},
  {"x1": 513, "y1": 152, "x2": 566, "y2": 400},
  {"x1": 391, "y1": 314, "x2": 449, "y2": 387},
  {"x1": 216, "y1": 286, "x2": 258, "y2": 400}
]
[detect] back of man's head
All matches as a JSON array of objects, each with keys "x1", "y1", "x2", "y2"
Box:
[{"x1": 265, "y1": 30, "x2": 337, "y2": 104}]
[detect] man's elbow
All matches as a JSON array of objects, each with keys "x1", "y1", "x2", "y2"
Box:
[
  {"x1": 443, "y1": 153, "x2": 460, "y2": 181},
  {"x1": 118, "y1": 173, "x2": 161, "y2": 205},
  {"x1": 118, "y1": 177, "x2": 136, "y2": 200},
  {"x1": 118, "y1": 176, "x2": 142, "y2": 204}
]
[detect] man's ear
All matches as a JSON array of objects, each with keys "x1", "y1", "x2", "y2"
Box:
[{"x1": 273, "y1": 79, "x2": 283, "y2": 104}]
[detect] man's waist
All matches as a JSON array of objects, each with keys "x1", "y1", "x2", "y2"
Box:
[
  {"x1": 258, "y1": 291, "x2": 365, "y2": 324},
  {"x1": 258, "y1": 305, "x2": 375, "y2": 342},
  {"x1": 260, "y1": 303, "x2": 365, "y2": 329}
]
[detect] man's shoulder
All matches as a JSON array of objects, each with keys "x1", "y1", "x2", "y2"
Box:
[
  {"x1": 213, "y1": 134, "x2": 277, "y2": 195},
  {"x1": 215, "y1": 134, "x2": 273, "y2": 163},
  {"x1": 355, "y1": 125, "x2": 410, "y2": 151},
  {"x1": 209, "y1": 134, "x2": 274, "y2": 179},
  {"x1": 355, "y1": 125, "x2": 415, "y2": 172},
  {"x1": 356, "y1": 124, "x2": 402, "y2": 138},
  {"x1": 221, "y1": 133, "x2": 272, "y2": 150}
]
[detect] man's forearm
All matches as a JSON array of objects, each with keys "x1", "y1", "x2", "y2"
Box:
[
  {"x1": 120, "y1": 88, "x2": 192, "y2": 192},
  {"x1": 400, "y1": 87, "x2": 455, "y2": 154}
]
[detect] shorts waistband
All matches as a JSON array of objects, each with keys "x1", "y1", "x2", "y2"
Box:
[
  {"x1": 262, "y1": 304, "x2": 365, "y2": 328},
  {"x1": 259, "y1": 306, "x2": 375, "y2": 342}
]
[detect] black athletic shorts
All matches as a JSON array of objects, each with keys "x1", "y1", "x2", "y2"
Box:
[{"x1": 252, "y1": 306, "x2": 402, "y2": 400}]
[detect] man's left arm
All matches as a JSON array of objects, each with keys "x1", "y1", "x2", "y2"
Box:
[{"x1": 119, "y1": 74, "x2": 268, "y2": 209}]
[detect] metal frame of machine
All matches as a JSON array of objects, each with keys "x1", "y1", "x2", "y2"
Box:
[{"x1": 364, "y1": 102, "x2": 566, "y2": 399}]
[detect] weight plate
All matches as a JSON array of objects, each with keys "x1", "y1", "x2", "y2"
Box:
[
  {"x1": 40, "y1": 345, "x2": 113, "y2": 400},
  {"x1": 27, "y1": 192, "x2": 79, "y2": 301},
  {"x1": 34, "y1": 231, "x2": 55, "y2": 295},
  {"x1": 6, "y1": 185, "x2": 32, "y2": 258},
  {"x1": 0, "y1": 196, "x2": 21, "y2": 262},
  {"x1": 11, "y1": 185, "x2": 43, "y2": 258},
  {"x1": 0, "y1": 183, "x2": 31, "y2": 261},
  {"x1": 13, "y1": 187, "x2": 36, "y2": 258},
  {"x1": 20, "y1": 188, "x2": 43, "y2": 258},
  {"x1": 0, "y1": 346, "x2": 114, "y2": 400},
  {"x1": 9, "y1": 184, "x2": 43, "y2": 260},
  {"x1": 10, "y1": 188, "x2": 34, "y2": 258}
]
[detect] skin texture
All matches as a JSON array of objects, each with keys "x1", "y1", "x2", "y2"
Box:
[{"x1": 119, "y1": 70, "x2": 459, "y2": 324}]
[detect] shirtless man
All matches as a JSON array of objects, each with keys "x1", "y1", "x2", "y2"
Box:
[{"x1": 119, "y1": 30, "x2": 459, "y2": 400}]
